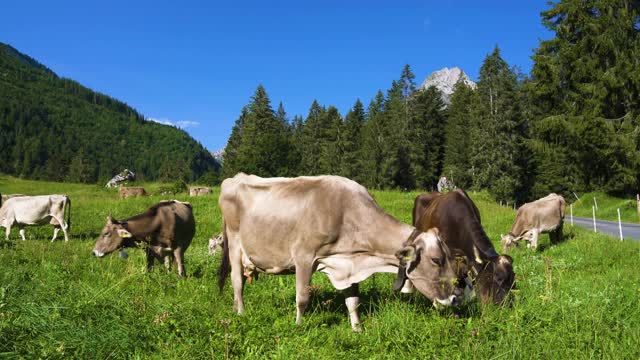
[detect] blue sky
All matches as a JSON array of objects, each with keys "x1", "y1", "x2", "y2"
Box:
[{"x1": 2, "y1": 1, "x2": 552, "y2": 151}]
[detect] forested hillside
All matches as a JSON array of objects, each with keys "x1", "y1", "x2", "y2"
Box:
[
  {"x1": 0, "y1": 42, "x2": 219, "y2": 184},
  {"x1": 222, "y1": 0, "x2": 640, "y2": 203}
]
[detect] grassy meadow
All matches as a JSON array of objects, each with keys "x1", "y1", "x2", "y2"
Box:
[
  {"x1": 0, "y1": 175, "x2": 639, "y2": 359},
  {"x1": 569, "y1": 192, "x2": 640, "y2": 224}
]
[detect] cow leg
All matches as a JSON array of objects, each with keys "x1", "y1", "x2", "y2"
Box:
[
  {"x1": 294, "y1": 264, "x2": 313, "y2": 325},
  {"x1": 51, "y1": 226, "x2": 60, "y2": 242},
  {"x1": 530, "y1": 230, "x2": 539, "y2": 250},
  {"x1": 5, "y1": 225, "x2": 11, "y2": 240},
  {"x1": 173, "y1": 248, "x2": 186, "y2": 277},
  {"x1": 230, "y1": 246, "x2": 246, "y2": 314},
  {"x1": 146, "y1": 247, "x2": 155, "y2": 272},
  {"x1": 344, "y1": 283, "x2": 361, "y2": 332},
  {"x1": 164, "y1": 255, "x2": 172, "y2": 272},
  {"x1": 19, "y1": 228, "x2": 26, "y2": 241}
]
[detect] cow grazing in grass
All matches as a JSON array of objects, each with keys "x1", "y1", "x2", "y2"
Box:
[
  {"x1": 119, "y1": 186, "x2": 147, "y2": 199},
  {"x1": 218, "y1": 173, "x2": 463, "y2": 331},
  {"x1": 0, "y1": 195, "x2": 71, "y2": 241},
  {"x1": 189, "y1": 186, "x2": 212, "y2": 197},
  {"x1": 501, "y1": 193, "x2": 566, "y2": 251},
  {"x1": 412, "y1": 190, "x2": 515, "y2": 305},
  {"x1": 93, "y1": 200, "x2": 195, "y2": 276}
]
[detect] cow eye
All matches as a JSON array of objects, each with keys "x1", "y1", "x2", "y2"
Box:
[{"x1": 431, "y1": 258, "x2": 443, "y2": 266}]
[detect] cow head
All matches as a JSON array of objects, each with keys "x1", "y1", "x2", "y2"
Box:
[
  {"x1": 93, "y1": 215, "x2": 135, "y2": 257},
  {"x1": 393, "y1": 228, "x2": 463, "y2": 307},
  {"x1": 476, "y1": 255, "x2": 516, "y2": 305},
  {"x1": 500, "y1": 233, "x2": 517, "y2": 251}
]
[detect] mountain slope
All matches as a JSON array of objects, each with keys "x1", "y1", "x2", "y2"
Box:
[
  {"x1": 420, "y1": 67, "x2": 476, "y2": 104},
  {"x1": 0, "y1": 42, "x2": 218, "y2": 183}
]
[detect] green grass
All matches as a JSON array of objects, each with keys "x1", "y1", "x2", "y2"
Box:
[
  {"x1": 1, "y1": 175, "x2": 639, "y2": 359},
  {"x1": 569, "y1": 192, "x2": 639, "y2": 224}
]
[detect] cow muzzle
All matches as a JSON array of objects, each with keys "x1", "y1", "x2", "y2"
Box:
[
  {"x1": 434, "y1": 294, "x2": 462, "y2": 308},
  {"x1": 93, "y1": 250, "x2": 105, "y2": 258}
]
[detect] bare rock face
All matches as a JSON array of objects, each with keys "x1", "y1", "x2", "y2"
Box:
[
  {"x1": 420, "y1": 67, "x2": 476, "y2": 105},
  {"x1": 105, "y1": 169, "x2": 136, "y2": 188}
]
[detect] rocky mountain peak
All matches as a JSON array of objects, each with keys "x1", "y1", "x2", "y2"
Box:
[{"x1": 419, "y1": 67, "x2": 476, "y2": 104}]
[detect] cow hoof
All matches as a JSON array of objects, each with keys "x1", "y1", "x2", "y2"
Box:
[{"x1": 351, "y1": 324, "x2": 362, "y2": 332}]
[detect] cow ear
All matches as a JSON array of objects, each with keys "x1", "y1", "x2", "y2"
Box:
[
  {"x1": 497, "y1": 255, "x2": 513, "y2": 266},
  {"x1": 395, "y1": 245, "x2": 417, "y2": 266},
  {"x1": 393, "y1": 245, "x2": 417, "y2": 292},
  {"x1": 117, "y1": 229, "x2": 132, "y2": 238}
]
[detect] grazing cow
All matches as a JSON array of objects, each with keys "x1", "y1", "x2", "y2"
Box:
[
  {"x1": 119, "y1": 186, "x2": 147, "y2": 199},
  {"x1": 218, "y1": 173, "x2": 463, "y2": 331},
  {"x1": 0, "y1": 195, "x2": 71, "y2": 241},
  {"x1": 413, "y1": 190, "x2": 516, "y2": 305},
  {"x1": 93, "y1": 200, "x2": 195, "y2": 276},
  {"x1": 208, "y1": 233, "x2": 223, "y2": 255},
  {"x1": 501, "y1": 193, "x2": 566, "y2": 251},
  {"x1": 189, "y1": 186, "x2": 212, "y2": 197}
]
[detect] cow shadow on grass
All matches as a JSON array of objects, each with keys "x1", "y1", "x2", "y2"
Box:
[
  {"x1": 305, "y1": 282, "x2": 482, "y2": 327},
  {"x1": 0, "y1": 239, "x2": 16, "y2": 249}
]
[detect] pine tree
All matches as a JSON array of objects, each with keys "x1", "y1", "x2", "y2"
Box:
[
  {"x1": 360, "y1": 91, "x2": 386, "y2": 188},
  {"x1": 221, "y1": 107, "x2": 248, "y2": 179},
  {"x1": 300, "y1": 100, "x2": 331, "y2": 175},
  {"x1": 470, "y1": 47, "x2": 529, "y2": 203},
  {"x1": 411, "y1": 86, "x2": 447, "y2": 190},
  {"x1": 320, "y1": 106, "x2": 345, "y2": 175},
  {"x1": 443, "y1": 79, "x2": 475, "y2": 188},
  {"x1": 528, "y1": 0, "x2": 640, "y2": 195},
  {"x1": 341, "y1": 99, "x2": 366, "y2": 181},
  {"x1": 234, "y1": 85, "x2": 291, "y2": 177}
]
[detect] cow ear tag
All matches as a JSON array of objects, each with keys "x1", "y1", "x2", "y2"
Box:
[{"x1": 117, "y1": 229, "x2": 132, "y2": 238}]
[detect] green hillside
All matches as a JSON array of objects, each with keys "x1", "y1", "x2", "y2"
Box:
[{"x1": 0, "y1": 42, "x2": 219, "y2": 184}]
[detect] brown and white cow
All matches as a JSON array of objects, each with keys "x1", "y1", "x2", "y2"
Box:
[
  {"x1": 0, "y1": 195, "x2": 71, "y2": 241},
  {"x1": 413, "y1": 190, "x2": 516, "y2": 305},
  {"x1": 501, "y1": 193, "x2": 566, "y2": 251},
  {"x1": 93, "y1": 200, "x2": 195, "y2": 276},
  {"x1": 119, "y1": 186, "x2": 147, "y2": 199},
  {"x1": 218, "y1": 173, "x2": 463, "y2": 331},
  {"x1": 189, "y1": 186, "x2": 212, "y2": 197}
]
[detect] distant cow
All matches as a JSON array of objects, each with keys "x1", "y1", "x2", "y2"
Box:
[
  {"x1": 0, "y1": 195, "x2": 71, "y2": 241},
  {"x1": 189, "y1": 186, "x2": 212, "y2": 197},
  {"x1": 119, "y1": 186, "x2": 147, "y2": 199},
  {"x1": 218, "y1": 173, "x2": 462, "y2": 331},
  {"x1": 208, "y1": 233, "x2": 223, "y2": 255},
  {"x1": 413, "y1": 190, "x2": 515, "y2": 305},
  {"x1": 501, "y1": 193, "x2": 566, "y2": 251},
  {"x1": 93, "y1": 200, "x2": 195, "y2": 276}
]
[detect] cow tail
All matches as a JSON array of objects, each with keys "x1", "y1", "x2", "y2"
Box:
[
  {"x1": 218, "y1": 220, "x2": 230, "y2": 293},
  {"x1": 65, "y1": 196, "x2": 71, "y2": 232}
]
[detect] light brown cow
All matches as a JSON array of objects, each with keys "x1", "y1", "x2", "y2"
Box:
[
  {"x1": 218, "y1": 173, "x2": 463, "y2": 331},
  {"x1": 0, "y1": 195, "x2": 71, "y2": 241},
  {"x1": 119, "y1": 186, "x2": 147, "y2": 199},
  {"x1": 501, "y1": 193, "x2": 566, "y2": 251},
  {"x1": 93, "y1": 200, "x2": 195, "y2": 276},
  {"x1": 189, "y1": 186, "x2": 212, "y2": 197}
]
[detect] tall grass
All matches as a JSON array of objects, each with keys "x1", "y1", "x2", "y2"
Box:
[{"x1": 0, "y1": 176, "x2": 638, "y2": 359}]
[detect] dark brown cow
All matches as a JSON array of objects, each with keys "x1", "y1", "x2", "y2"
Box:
[
  {"x1": 119, "y1": 186, "x2": 147, "y2": 199},
  {"x1": 93, "y1": 200, "x2": 195, "y2": 276},
  {"x1": 413, "y1": 189, "x2": 516, "y2": 305}
]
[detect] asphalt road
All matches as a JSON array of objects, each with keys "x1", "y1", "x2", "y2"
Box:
[{"x1": 570, "y1": 216, "x2": 640, "y2": 241}]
